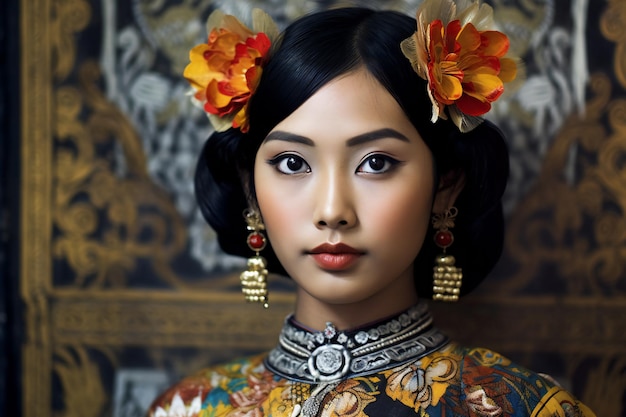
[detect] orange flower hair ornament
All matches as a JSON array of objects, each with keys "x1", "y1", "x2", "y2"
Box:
[
  {"x1": 401, "y1": 0, "x2": 520, "y2": 132},
  {"x1": 184, "y1": 9, "x2": 279, "y2": 133}
]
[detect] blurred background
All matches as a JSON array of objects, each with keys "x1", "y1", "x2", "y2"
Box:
[{"x1": 1, "y1": 0, "x2": 625, "y2": 416}]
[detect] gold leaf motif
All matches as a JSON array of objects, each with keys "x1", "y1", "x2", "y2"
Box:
[
  {"x1": 498, "y1": 73, "x2": 626, "y2": 295},
  {"x1": 580, "y1": 356, "x2": 626, "y2": 417},
  {"x1": 600, "y1": 0, "x2": 626, "y2": 89},
  {"x1": 53, "y1": 346, "x2": 108, "y2": 417},
  {"x1": 51, "y1": 0, "x2": 92, "y2": 80},
  {"x1": 52, "y1": 60, "x2": 189, "y2": 288}
]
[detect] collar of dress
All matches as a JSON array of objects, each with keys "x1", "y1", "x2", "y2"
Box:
[{"x1": 264, "y1": 301, "x2": 449, "y2": 383}]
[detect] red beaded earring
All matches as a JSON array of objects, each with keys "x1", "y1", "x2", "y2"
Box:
[
  {"x1": 240, "y1": 209, "x2": 269, "y2": 308},
  {"x1": 432, "y1": 207, "x2": 462, "y2": 302}
]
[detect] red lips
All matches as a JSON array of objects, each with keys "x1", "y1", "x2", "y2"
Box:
[{"x1": 308, "y1": 243, "x2": 364, "y2": 271}]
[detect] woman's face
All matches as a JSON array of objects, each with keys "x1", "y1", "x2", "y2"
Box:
[{"x1": 254, "y1": 71, "x2": 437, "y2": 321}]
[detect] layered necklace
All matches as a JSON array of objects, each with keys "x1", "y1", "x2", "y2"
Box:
[{"x1": 265, "y1": 301, "x2": 449, "y2": 383}]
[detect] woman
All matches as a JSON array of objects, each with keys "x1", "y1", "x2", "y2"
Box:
[{"x1": 149, "y1": 1, "x2": 596, "y2": 416}]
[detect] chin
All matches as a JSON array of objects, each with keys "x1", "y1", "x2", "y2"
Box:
[{"x1": 305, "y1": 287, "x2": 385, "y2": 307}]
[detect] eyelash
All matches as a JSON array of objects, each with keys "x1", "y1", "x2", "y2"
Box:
[
  {"x1": 268, "y1": 153, "x2": 401, "y2": 176},
  {"x1": 267, "y1": 154, "x2": 311, "y2": 175},
  {"x1": 356, "y1": 154, "x2": 401, "y2": 174}
]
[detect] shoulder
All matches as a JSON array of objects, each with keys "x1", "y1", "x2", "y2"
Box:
[
  {"x1": 147, "y1": 353, "x2": 270, "y2": 417},
  {"x1": 454, "y1": 345, "x2": 596, "y2": 417}
]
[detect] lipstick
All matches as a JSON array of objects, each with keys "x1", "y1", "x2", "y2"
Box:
[{"x1": 307, "y1": 243, "x2": 364, "y2": 271}]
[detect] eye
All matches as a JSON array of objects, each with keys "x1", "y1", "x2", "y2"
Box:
[
  {"x1": 357, "y1": 154, "x2": 400, "y2": 174},
  {"x1": 268, "y1": 154, "x2": 311, "y2": 175}
]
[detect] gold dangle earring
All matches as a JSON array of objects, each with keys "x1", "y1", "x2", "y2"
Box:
[
  {"x1": 432, "y1": 207, "x2": 462, "y2": 302},
  {"x1": 240, "y1": 208, "x2": 269, "y2": 308}
]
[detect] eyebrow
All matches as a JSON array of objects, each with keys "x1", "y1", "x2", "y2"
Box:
[
  {"x1": 264, "y1": 128, "x2": 410, "y2": 146},
  {"x1": 264, "y1": 131, "x2": 314, "y2": 146}
]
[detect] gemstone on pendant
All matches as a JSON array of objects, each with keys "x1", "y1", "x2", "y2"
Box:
[
  {"x1": 434, "y1": 230, "x2": 453, "y2": 249},
  {"x1": 323, "y1": 322, "x2": 337, "y2": 339},
  {"x1": 247, "y1": 233, "x2": 266, "y2": 250}
]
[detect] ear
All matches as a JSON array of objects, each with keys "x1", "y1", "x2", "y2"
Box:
[
  {"x1": 239, "y1": 168, "x2": 259, "y2": 211},
  {"x1": 432, "y1": 169, "x2": 466, "y2": 214}
]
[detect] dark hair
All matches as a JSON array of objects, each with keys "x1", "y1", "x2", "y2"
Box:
[{"x1": 195, "y1": 7, "x2": 509, "y2": 297}]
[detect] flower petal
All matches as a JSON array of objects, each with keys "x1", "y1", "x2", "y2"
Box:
[
  {"x1": 464, "y1": 73, "x2": 504, "y2": 101},
  {"x1": 461, "y1": 55, "x2": 501, "y2": 75},
  {"x1": 252, "y1": 8, "x2": 280, "y2": 41},
  {"x1": 498, "y1": 57, "x2": 518, "y2": 83},
  {"x1": 218, "y1": 15, "x2": 254, "y2": 40},
  {"x1": 247, "y1": 32, "x2": 271, "y2": 56},
  {"x1": 436, "y1": 68, "x2": 464, "y2": 102},
  {"x1": 456, "y1": 23, "x2": 481, "y2": 53},
  {"x1": 456, "y1": 93, "x2": 492, "y2": 116},
  {"x1": 480, "y1": 30, "x2": 510, "y2": 57},
  {"x1": 184, "y1": 45, "x2": 220, "y2": 90}
]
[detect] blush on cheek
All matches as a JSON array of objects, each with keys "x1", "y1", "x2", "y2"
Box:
[{"x1": 256, "y1": 193, "x2": 297, "y2": 252}]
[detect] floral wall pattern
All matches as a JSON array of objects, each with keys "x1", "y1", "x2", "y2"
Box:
[{"x1": 19, "y1": 0, "x2": 625, "y2": 416}]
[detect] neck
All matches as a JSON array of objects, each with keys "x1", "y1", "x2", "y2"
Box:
[{"x1": 293, "y1": 280, "x2": 419, "y2": 332}]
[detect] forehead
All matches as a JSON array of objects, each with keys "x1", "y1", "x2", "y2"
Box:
[{"x1": 269, "y1": 71, "x2": 416, "y2": 139}]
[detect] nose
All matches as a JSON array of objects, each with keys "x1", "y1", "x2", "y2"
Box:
[{"x1": 313, "y1": 169, "x2": 357, "y2": 229}]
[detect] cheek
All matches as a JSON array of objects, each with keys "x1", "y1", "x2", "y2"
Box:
[
  {"x1": 362, "y1": 180, "x2": 434, "y2": 247},
  {"x1": 258, "y1": 192, "x2": 289, "y2": 236},
  {"x1": 255, "y1": 176, "x2": 302, "y2": 249}
]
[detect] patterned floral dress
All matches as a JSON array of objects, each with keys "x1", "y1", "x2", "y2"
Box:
[{"x1": 148, "y1": 303, "x2": 596, "y2": 417}]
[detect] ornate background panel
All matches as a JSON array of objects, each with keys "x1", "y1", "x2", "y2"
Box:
[{"x1": 17, "y1": 0, "x2": 625, "y2": 416}]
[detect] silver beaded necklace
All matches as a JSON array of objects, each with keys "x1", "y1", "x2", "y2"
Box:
[{"x1": 265, "y1": 301, "x2": 449, "y2": 383}]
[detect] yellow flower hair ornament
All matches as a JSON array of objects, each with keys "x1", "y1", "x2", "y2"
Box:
[
  {"x1": 401, "y1": 0, "x2": 520, "y2": 132},
  {"x1": 184, "y1": 9, "x2": 279, "y2": 133}
]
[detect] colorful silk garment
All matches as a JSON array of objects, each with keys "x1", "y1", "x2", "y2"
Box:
[{"x1": 148, "y1": 304, "x2": 596, "y2": 417}]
